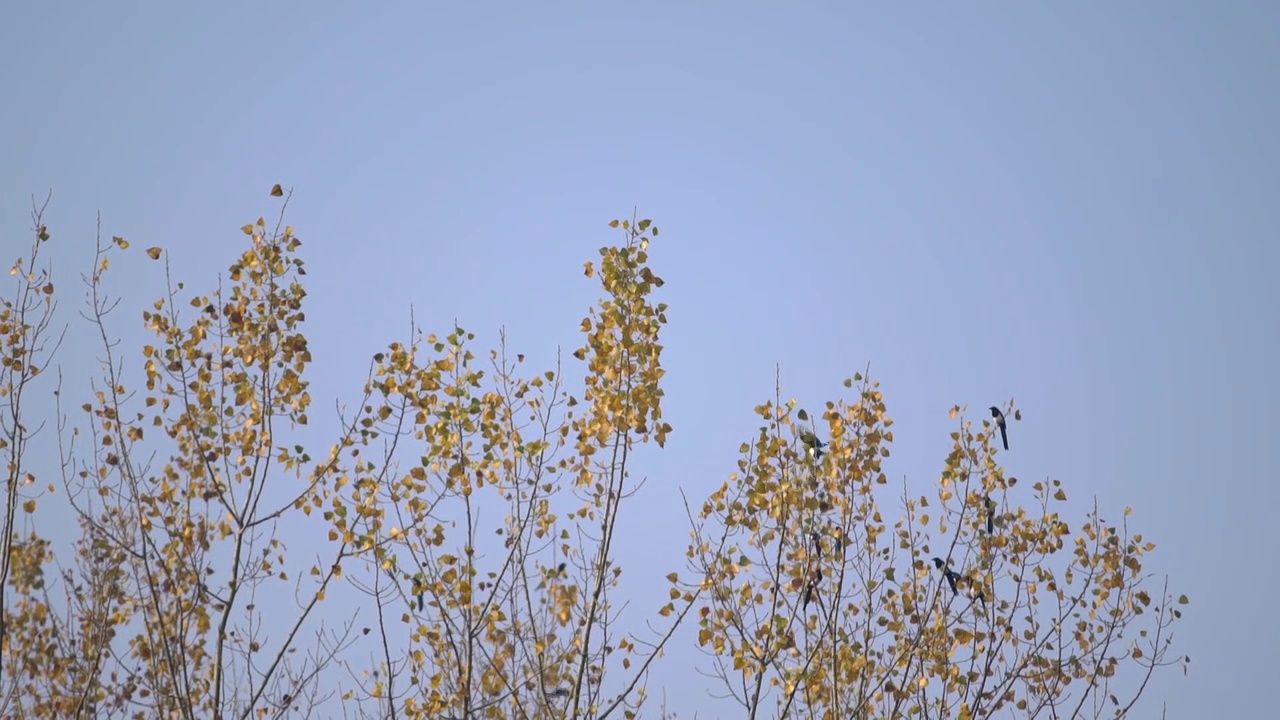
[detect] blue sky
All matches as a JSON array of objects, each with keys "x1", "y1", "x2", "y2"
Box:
[{"x1": 3, "y1": 1, "x2": 1277, "y2": 716}]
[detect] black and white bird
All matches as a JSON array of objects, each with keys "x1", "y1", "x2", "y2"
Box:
[
  {"x1": 803, "y1": 568, "x2": 824, "y2": 607},
  {"x1": 931, "y1": 557, "x2": 961, "y2": 595},
  {"x1": 989, "y1": 406, "x2": 1008, "y2": 451},
  {"x1": 412, "y1": 573, "x2": 425, "y2": 611},
  {"x1": 965, "y1": 575, "x2": 988, "y2": 607},
  {"x1": 799, "y1": 430, "x2": 826, "y2": 460},
  {"x1": 933, "y1": 558, "x2": 988, "y2": 607}
]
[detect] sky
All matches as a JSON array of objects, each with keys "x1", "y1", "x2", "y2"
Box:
[{"x1": 3, "y1": 1, "x2": 1277, "y2": 717}]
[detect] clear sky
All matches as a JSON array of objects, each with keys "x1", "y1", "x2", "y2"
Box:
[{"x1": 3, "y1": 1, "x2": 1277, "y2": 717}]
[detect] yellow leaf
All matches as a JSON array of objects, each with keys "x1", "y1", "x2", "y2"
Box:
[
  {"x1": 1054, "y1": 489, "x2": 1067, "y2": 502},
  {"x1": 146, "y1": 247, "x2": 163, "y2": 260},
  {"x1": 22, "y1": 499, "x2": 36, "y2": 513},
  {"x1": 270, "y1": 183, "x2": 284, "y2": 197},
  {"x1": 609, "y1": 219, "x2": 620, "y2": 228},
  {"x1": 241, "y1": 225, "x2": 254, "y2": 235},
  {"x1": 113, "y1": 236, "x2": 130, "y2": 249}
]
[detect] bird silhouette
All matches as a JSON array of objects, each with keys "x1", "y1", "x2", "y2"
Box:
[
  {"x1": 989, "y1": 406, "x2": 1008, "y2": 450},
  {"x1": 985, "y1": 495, "x2": 996, "y2": 534}
]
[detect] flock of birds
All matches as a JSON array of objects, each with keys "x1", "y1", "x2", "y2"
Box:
[
  {"x1": 798, "y1": 405, "x2": 1011, "y2": 611},
  {"x1": 410, "y1": 408, "x2": 1013, "y2": 617}
]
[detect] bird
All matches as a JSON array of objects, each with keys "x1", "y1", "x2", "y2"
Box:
[
  {"x1": 962, "y1": 573, "x2": 988, "y2": 607},
  {"x1": 985, "y1": 495, "x2": 996, "y2": 534},
  {"x1": 989, "y1": 406, "x2": 1008, "y2": 450},
  {"x1": 931, "y1": 557, "x2": 960, "y2": 595},
  {"x1": 933, "y1": 558, "x2": 988, "y2": 607},
  {"x1": 411, "y1": 573, "x2": 425, "y2": 611},
  {"x1": 799, "y1": 430, "x2": 826, "y2": 460},
  {"x1": 803, "y1": 568, "x2": 824, "y2": 607},
  {"x1": 809, "y1": 530, "x2": 823, "y2": 558}
]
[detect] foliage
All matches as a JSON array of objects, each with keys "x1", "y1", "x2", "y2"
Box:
[
  {"x1": 0, "y1": 188, "x2": 1187, "y2": 719},
  {"x1": 686, "y1": 386, "x2": 1189, "y2": 719}
]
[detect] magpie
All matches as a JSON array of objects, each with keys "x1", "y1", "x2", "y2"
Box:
[
  {"x1": 931, "y1": 557, "x2": 960, "y2": 595},
  {"x1": 803, "y1": 568, "x2": 824, "y2": 607},
  {"x1": 412, "y1": 573, "x2": 425, "y2": 611},
  {"x1": 799, "y1": 430, "x2": 826, "y2": 460},
  {"x1": 989, "y1": 406, "x2": 1008, "y2": 451}
]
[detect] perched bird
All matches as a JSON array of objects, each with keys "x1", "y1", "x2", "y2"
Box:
[
  {"x1": 931, "y1": 557, "x2": 960, "y2": 595},
  {"x1": 412, "y1": 573, "x2": 425, "y2": 612},
  {"x1": 799, "y1": 430, "x2": 826, "y2": 460},
  {"x1": 989, "y1": 407, "x2": 1008, "y2": 451},
  {"x1": 803, "y1": 568, "x2": 824, "y2": 607},
  {"x1": 537, "y1": 563, "x2": 568, "y2": 591},
  {"x1": 985, "y1": 495, "x2": 996, "y2": 534},
  {"x1": 933, "y1": 558, "x2": 988, "y2": 607}
]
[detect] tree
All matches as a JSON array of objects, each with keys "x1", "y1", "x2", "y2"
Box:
[
  {"x1": 0, "y1": 188, "x2": 1187, "y2": 719},
  {"x1": 685, "y1": 385, "x2": 1189, "y2": 719}
]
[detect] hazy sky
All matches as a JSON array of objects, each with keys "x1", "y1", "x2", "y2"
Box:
[{"x1": 3, "y1": 2, "x2": 1277, "y2": 717}]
